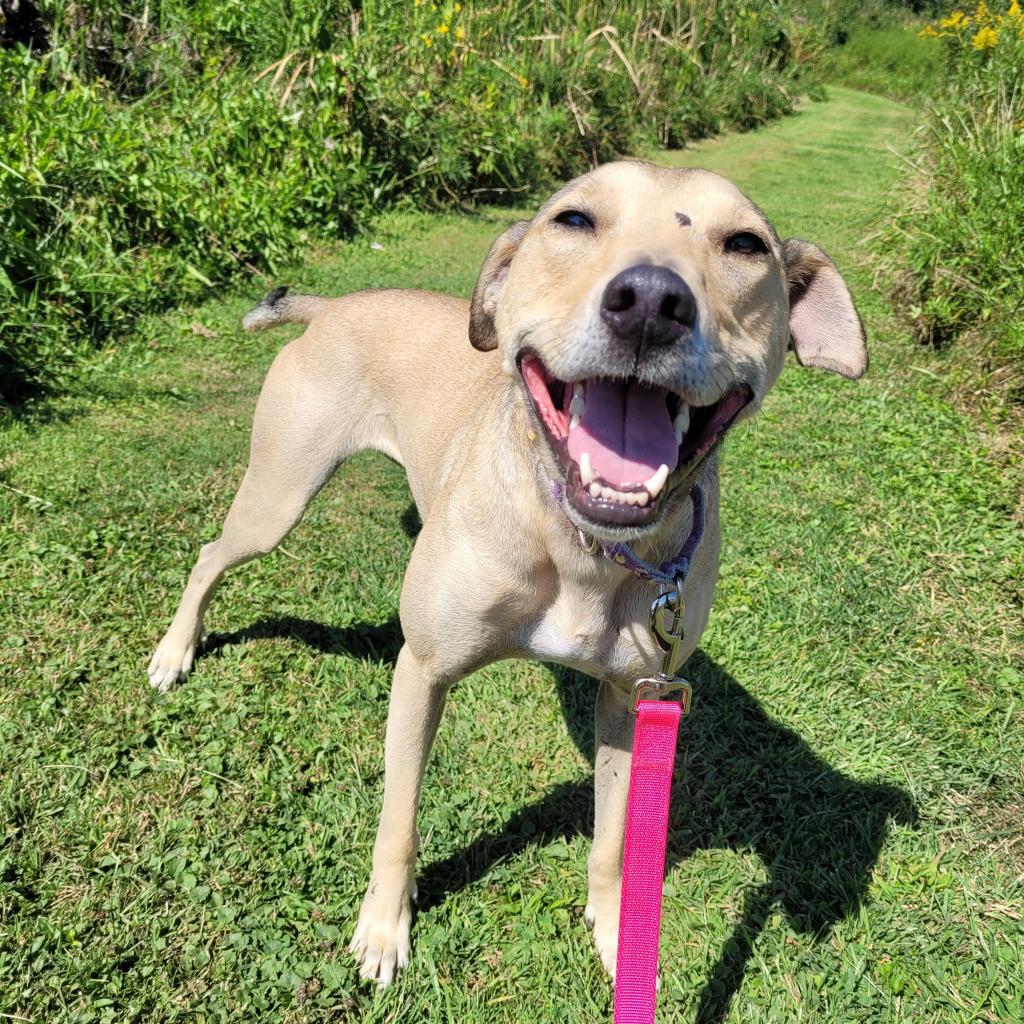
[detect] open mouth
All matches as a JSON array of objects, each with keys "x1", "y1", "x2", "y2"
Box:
[{"x1": 520, "y1": 355, "x2": 752, "y2": 528}]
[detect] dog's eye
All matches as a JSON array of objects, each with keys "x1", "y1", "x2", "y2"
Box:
[
  {"x1": 553, "y1": 209, "x2": 595, "y2": 230},
  {"x1": 725, "y1": 231, "x2": 769, "y2": 256}
]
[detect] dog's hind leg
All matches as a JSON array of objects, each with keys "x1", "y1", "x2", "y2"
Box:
[{"x1": 148, "y1": 335, "x2": 394, "y2": 692}]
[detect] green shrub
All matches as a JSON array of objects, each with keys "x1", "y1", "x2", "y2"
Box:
[
  {"x1": 1, "y1": 1, "x2": 827, "y2": 402},
  {"x1": 878, "y1": 2, "x2": 1024, "y2": 405}
]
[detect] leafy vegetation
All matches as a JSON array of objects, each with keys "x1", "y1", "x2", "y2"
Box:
[
  {"x1": 1, "y1": 0, "x2": 830, "y2": 401},
  {"x1": 824, "y1": 22, "x2": 944, "y2": 100},
  {"x1": 801, "y1": 0, "x2": 948, "y2": 100},
  {"x1": 2, "y1": 88, "x2": 1022, "y2": 1024},
  {"x1": 875, "y1": 2, "x2": 1024, "y2": 410}
]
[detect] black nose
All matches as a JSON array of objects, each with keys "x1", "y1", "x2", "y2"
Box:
[{"x1": 600, "y1": 264, "x2": 696, "y2": 350}]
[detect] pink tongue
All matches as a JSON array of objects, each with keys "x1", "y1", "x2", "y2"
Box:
[{"x1": 567, "y1": 380, "x2": 679, "y2": 488}]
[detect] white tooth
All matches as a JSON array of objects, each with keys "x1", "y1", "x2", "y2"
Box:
[
  {"x1": 589, "y1": 481, "x2": 602, "y2": 499},
  {"x1": 674, "y1": 406, "x2": 690, "y2": 444},
  {"x1": 579, "y1": 452, "x2": 596, "y2": 486},
  {"x1": 569, "y1": 387, "x2": 586, "y2": 418},
  {"x1": 637, "y1": 490, "x2": 649, "y2": 507},
  {"x1": 601, "y1": 486, "x2": 614, "y2": 501},
  {"x1": 644, "y1": 463, "x2": 670, "y2": 498},
  {"x1": 569, "y1": 413, "x2": 580, "y2": 432},
  {"x1": 625, "y1": 492, "x2": 638, "y2": 506}
]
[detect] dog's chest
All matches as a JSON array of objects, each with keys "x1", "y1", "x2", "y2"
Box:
[{"x1": 522, "y1": 585, "x2": 656, "y2": 683}]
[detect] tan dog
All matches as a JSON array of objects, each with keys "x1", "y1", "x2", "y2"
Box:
[{"x1": 148, "y1": 160, "x2": 866, "y2": 986}]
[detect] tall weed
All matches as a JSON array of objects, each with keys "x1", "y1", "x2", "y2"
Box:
[
  {"x1": 879, "y1": 2, "x2": 1024, "y2": 407},
  {"x1": 0, "y1": 1, "x2": 826, "y2": 401}
]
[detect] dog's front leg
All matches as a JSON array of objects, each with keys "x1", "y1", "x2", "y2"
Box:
[
  {"x1": 586, "y1": 679, "x2": 634, "y2": 978},
  {"x1": 349, "y1": 642, "x2": 452, "y2": 986}
]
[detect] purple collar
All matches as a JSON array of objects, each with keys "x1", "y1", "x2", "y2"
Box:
[{"x1": 551, "y1": 481, "x2": 706, "y2": 586}]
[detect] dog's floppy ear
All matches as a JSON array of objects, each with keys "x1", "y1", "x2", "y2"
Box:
[
  {"x1": 468, "y1": 220, "x2": 530, "y2": 351},
  {"x1": 783, "y1": 239, "x2": 868, "y2": 379}
]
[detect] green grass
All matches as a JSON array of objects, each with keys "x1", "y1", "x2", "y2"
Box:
[{"x1": 2, "y1": 87, "x2": 1022, "y2": 1023}]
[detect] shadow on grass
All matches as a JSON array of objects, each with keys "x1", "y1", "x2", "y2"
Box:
[
  {"x1": 200, "y1": 617, "x2": 913, "y2": 1021},
  {"x1": 423, "y1": 650, "x2": 915, "y2": 1023},
  {"x1": 202, "y1": 614, "x2": 404, "y2": 666}
]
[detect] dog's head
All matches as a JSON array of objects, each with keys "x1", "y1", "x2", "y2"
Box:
[{"x1": 469, "y1": 160, "x2": 867, "y2": 541}]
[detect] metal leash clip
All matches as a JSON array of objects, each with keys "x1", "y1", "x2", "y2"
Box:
[{"x1": 630, "y1": 580, "x2": 692, "y2": 715}]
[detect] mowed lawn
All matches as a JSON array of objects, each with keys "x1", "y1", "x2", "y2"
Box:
[{"x1": 1, "y1": 87, "x2": 1022, "y2": 1023}]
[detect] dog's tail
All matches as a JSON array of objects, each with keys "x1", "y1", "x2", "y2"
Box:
[{"x1": 242, "y1": 286, "x2": 323, "y2": 332}]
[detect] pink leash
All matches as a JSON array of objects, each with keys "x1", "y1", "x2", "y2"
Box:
[
  {"x1": 609, "y1": 489, "x2": 704, "y2": 1023},
  {"x1": 554, "y1": 484, "x2": 704, "y2": 1021},
  {"x1": 613, "y1": 699, "x2": 684, "y2": 1023},
  {"x1": 610, "y1": 700, "x2": 684, "y2": 1019}
]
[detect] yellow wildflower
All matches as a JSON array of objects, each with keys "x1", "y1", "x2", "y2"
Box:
[
  {"x1": 972, "y1": 25, "x2": 998, "y2": 47},
  {"x1": 455, "y1": 26, "x2": 465, "y2": 40},
  {"x1": 939, "y1": 11, "x2": 967, "y2": 30},
  {"x1": 454, "y1": 2, "x2": 462, "y2": 10},
  {"x1": 918, "y1": 25, "x2": 940, "y2": 38},
  {"x1": 437, "y1": 23, "x2": 449, "y2": 33},
  {"x1": 421, "y1": 32, "x2": 433, "y2": 46},
  {"x1": 1009, "y1": 0, "x2": 1022, "y2": 19},
  {"x1": 974, "y1": 0, "x2": 989, "y2": 23}
]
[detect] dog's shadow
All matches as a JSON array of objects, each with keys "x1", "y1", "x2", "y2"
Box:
[
  {"x1": 200, "y1": 616, "x2": 913, "y2": 1022},
  {"x1": 424, "y1": 651, "x2": 915, "y2": 1021},
  {"x1": 202, "y1": 615, "x2": 404, "y2": 665}
]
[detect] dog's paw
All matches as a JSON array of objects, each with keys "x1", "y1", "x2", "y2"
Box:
[
  {"x1": 348, "y1": 879, "x2": 416, "y2": 987},
  {"x1": 147, "y1": 631, "x2": 201, "y2": 692},
  {"x1": 585, "y1": 900, "x2": 619, "y2": 979},
  {"x1": 586, "y1": 897, "x2": 661, "y2": 989}
]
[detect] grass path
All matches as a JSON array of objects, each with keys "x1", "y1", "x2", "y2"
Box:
[{"x1": 1, "y1": 88, "x2": 1021, "y2": 1023}]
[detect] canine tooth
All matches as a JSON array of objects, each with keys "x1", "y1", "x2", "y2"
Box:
[
  {"x1": 674, "y1": 406, "x2": 690, "y2": 444},
  {"x1": 637, "y1": 490, "x2": 649, "y2": 507},
  {"x1": 579, "y1": 452, "x2": 596, "y2": 486},
  {"x1": 569, "y1": 386, "x2": 586, "y2": 418},
  {"x1": 644, "y1": 463, "x2": 670, "y2": 498},
  {"x1": 569, "y1": 413, "x2": 580, "y2": 431},
  {"x1": 589, "y1": 481, "x2": 602, "y2": 499}
]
